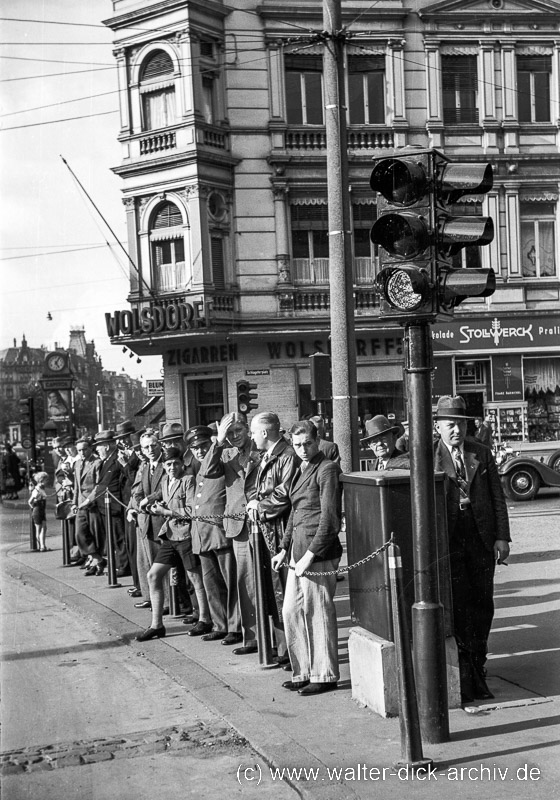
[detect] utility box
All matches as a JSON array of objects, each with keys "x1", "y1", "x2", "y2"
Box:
[{"x1": 341, "y1": 470, "x2": 453, "y2": 642}]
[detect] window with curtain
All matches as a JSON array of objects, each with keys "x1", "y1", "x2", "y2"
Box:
[
  {"x1": 150, "y1": 202, "x2": 187, "y2": 292},
  {"x1": 517, "y1": 55, "x2": 551, "y2": 122},
  {"x1": 352, "y1": 203, "x2": 376, "y2": 284},
  {"x1": 290, "y1": 204, "x2": 329, "y2": 283},
  {"x1": 520, "y1": 202, "x2": 557, "y2": 278},
  {"x1": 285, "y1": 54, "x2": 324, "y2": 125},
  {"x1": 348, "y1": 56, "x2": 385, "y2": 124},
  {"x1": 140, "y1": 50, "x2": 176, "y2": 131},
  {"x1": 442, "y1": 55, "x2": 479, "y2": 125}
]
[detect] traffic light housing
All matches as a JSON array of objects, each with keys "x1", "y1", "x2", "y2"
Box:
[
  {"x1": 236, "y1": 380, "x2": 258, "y2": 414},
  {"x1": 370, "y1": 148, "x2": 496, "y2": 321}
]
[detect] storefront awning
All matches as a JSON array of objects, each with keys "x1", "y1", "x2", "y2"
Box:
[{"x1": 134, "y1": 396, "x2": 161, "y2": 417}]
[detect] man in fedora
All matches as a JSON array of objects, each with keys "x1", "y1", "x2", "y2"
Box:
[
  {"x1": 360, "y1": 415, "x2": 410, "y2": 470},
  {"x1": 91, "y1": 430, "x2": 128, "y2": 577},
  {"x1": 116, "y1": 422, "x2": 143, "y2": 595},
  {"x1": 434, "y1": 395, "x2": 510, "y2": 704},
  {"x1": 160, "y1": 422, "x2": 187, "y2": 455}
]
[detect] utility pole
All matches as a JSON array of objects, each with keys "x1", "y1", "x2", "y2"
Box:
[{"x1": 322, "y1": 0, "x2": 359, "y2": 472}]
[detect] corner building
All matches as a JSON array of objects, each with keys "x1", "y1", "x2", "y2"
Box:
[{"x1": 104, "y1": 0, "x2": 560, "y2": 455}]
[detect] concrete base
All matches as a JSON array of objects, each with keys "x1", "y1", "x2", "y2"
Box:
[
  {"x1": 349, "y1": 627, "x2": 462, "y2": 716},
  {"x1": 348, "y1": 627, "x2": 398, "y2": 717}
]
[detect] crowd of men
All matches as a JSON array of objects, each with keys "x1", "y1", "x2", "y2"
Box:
[{"x1": 51, "y1": 396, "x2": 510, "y2": 703}]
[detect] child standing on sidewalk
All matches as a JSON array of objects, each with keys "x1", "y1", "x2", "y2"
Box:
[{"x1": 28, "y1": 472, "x2": 49, "y2": 551}]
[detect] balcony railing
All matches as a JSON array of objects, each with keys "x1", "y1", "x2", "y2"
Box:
[
  {"x1": 201, "y1": 124, "x2": 229, "y2": 150},
  {"x1": 280, "y1": 286, "x2": 379, "y2": 314},
  {"x1": 139, "y1": 131, "x2": 176, "y2": 155},
  {"x1": 284, "y1": 126, "x2": 394, "y2": 152},
  {"x1": 292, "y1": 257, "x2": 377, "y2": 286}
]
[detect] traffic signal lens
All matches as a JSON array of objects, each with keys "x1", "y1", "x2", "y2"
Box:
[
  {"x1": 439, "y1": 163, "x2": 493, "y2": 203},
  {"x1": 370, "y1": 158, "x2": 427, "y2": 206},
  {"x1": 440, "y1": 216, "x2": 494, "y2": 253},
  {"x1": 371, "y1": 213, "x2": 430, "y2": 258},
  {"x1": 377, "y1": 266, "x2": 430, "y2": 312}
]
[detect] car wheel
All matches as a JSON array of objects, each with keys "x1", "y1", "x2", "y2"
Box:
[
  {"x1": 503, "y1": 467, "x2": 540, "y2": 501},
  {"x1": 547, "y1": 450, "x2": 560, "y2": 474}
]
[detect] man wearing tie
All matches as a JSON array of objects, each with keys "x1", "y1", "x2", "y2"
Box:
[
  {"x1": 434, "y1": 395, "x2": 510, "y2": 704},
  {"x1": 360, "y1": 415, "x2": 410, "y2": 470}
]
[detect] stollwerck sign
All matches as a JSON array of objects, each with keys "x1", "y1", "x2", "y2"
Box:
[{"x1": 432, "y1": 314, "x2": 560, "y2": 353}]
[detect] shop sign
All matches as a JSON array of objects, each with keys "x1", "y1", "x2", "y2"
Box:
[
  {"x1": 246, "y1": 369, "x2": 270, "y2": 376},
  {"x1": 167, "y1": 343, "x2": 238, "y2": 366},
  {"x1": 266, "y1": 336, "x2": 403, "y2": 360},
  {"x1": 433, "y1": 314, "x2": 560, "y2": 352},
  {"x1": 105, "y1": 301, "x2": 203, "y2": 338},
  {"x1": 491, "y1": 355, "x2": 524, "y2": 401},
  {"x1": 146, "y1": 380, "x2": 164, "y2": 397}
]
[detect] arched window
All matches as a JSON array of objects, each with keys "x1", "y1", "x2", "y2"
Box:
[
  {"x1": 140, "y1": 50, "x2": 177, "y2": 131},
  {"x1": 150, "y1": 201, "x2": 187, "y2": 293}
]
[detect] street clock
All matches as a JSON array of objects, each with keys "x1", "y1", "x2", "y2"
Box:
[{"x1": 45, "y1": 352, "x2": 68, "y2": 373}]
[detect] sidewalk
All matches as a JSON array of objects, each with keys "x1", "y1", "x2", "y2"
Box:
[{"x1": 2, "y1": 500, "x2": 559, "y2": 799}]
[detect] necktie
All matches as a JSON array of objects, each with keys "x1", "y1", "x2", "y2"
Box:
[{"x1": 452, "y1": 447, "x2": 466, "y2": 481}]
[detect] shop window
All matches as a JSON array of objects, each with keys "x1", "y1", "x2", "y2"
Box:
[
  {"x1": 184, "y1": 375, "x2": 225, "y2": 426},
  {"x1": 140, "y1": 50, "x2": 177, "y2": 131},
  {"x1": 150, "y1": 201, "x2": 188, "y2": 293},
  {"x1": 348, "y1": 56, "x2": 385, "y2": 125},
  {"x1": 456, "y1": 361, "x2": 486, "y2": 387},
  {"x1": 285, "y1": 54, "x2": 323, "y2": 125},
  {"x1": 517, "y1": 56, "x2": 551, "y2": 123},
  {"x1": 520, "y1": 202, "x2": 556, "y2": 278},
  {"x1": 442, "y1": 55, "x2": 479, "y2": 125},
  {"x1": 290, "y1": 204, "x2": 329, "y2": 283},
  {"x1": 524, "y1": 357, "x2": 560, "y2": 442}
]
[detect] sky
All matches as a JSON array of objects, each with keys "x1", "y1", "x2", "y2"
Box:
[{"x1": 0, "y1": 0, "x2": 161, "y2": 380}]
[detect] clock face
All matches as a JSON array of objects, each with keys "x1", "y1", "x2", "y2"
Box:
[{"x1": 47, "y1": 354, "x2": 66, "y2": 372}]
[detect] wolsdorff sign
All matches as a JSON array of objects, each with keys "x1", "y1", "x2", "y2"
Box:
[{"x1": 105, "y1": 302, "x2": 202, "y2": 337}]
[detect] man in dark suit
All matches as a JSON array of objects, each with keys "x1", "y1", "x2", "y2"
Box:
[
  {"x1": 434, "y1": 395, "x2": 511, "y2": 704},
  {"x1": 360, "y1": 415, "x2": 410, "y2": 470},
  {"x1": 272, "y1": 419, "x2": 342, "y2": 696},
  {"x1": 200, "y1": 412, "x2": 262, "y2": 654},
  {"x1": 116, "y1": 421, "x2": 143, "y2": 595},
  {"x1": 91, "y1": 430, "x2": 128, "y2": 577},
  {"x1": 72, "y1": 436, "x2": 104, "y2": 575},
  {"x1": 129, "y1": 430, "x2": 168, "y2": 609}
]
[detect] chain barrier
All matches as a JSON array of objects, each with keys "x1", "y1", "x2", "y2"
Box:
[{"x1": 105, "y1": 489, "x2": 392, "y2": 577}]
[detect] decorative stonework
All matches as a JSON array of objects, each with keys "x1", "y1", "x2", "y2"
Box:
[
  {"x1": 277, "y1": 256, "x2": 291, "y2": 283},
  {"x1": 278, "y1": 292, "x2": 295, "y2": 312}
]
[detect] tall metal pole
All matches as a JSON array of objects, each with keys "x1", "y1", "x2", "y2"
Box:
[
  {"x1": 406, "y1": 323, "x2": 449, "y2": 743},
  {"x1": 323, "y1": 0, "x2": 359, "y2": 473}
]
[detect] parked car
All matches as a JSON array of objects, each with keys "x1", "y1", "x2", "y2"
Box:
[{"x1": 495, "y1": 444, "x2": 560, "y2": 501}]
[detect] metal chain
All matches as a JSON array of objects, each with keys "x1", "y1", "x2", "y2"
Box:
[{"x1": 281, "y1": 536, "x2": 394, "y2": 577}]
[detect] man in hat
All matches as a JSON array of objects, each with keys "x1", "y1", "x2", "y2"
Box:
[
  {"x1": 72, "y1": 436, "x2": 105, "y2": 575},
  {"x1": 160, "y1": 422, "x2": 187, "y2": 455},
  {"x1": 184, "y1": 425, "x2": 241, "y2": 645},
  {"x1": 116, "y1": 422, "x2": 143, "y2": 594},
  {"x1": 434, "y1": 395, "x2": 510, "y2": 704},
  {"x1": 361, "y1": 415, "x2": 410, "y2": 470},
  {"x1": 91, "y1": 430, "x2": 128, "y2": 577}
]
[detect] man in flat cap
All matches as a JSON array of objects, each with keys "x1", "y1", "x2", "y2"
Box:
[
  {"x1": 361, "y1": 415, "x2": 410, "y2": 470},
  {"x1": 434, "y1": 395, "x2": 511, "y2": 704}
]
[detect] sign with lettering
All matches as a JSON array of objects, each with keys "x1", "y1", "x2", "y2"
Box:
[
  {"x1": 167, "y1": 343, "x2": 238, "y2": 366},
  {"x1": 105, "y1": 301, "x2": 204, "y2": 338},
  {"x1": 246, "y1": 369, "x2": 270, "y2": 376},
  {"x1": 433, "y1": 315, "x2": 560, "y2": 353},
  {"x1": 491, "y1": 354, "x2": 524, "y2": 401},
  {"x1": 146, "y1": 380, "x2": 164, "y2": 397}
]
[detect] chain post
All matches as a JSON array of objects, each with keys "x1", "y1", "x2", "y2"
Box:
[
  {"x1": 104, "y1": 491, "x2": 121, "y2": 588},
  {"x1": 61, "y1": 518, "x2": 72, "y2": 567}
]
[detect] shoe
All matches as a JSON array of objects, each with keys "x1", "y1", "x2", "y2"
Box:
[
  {"x1": 72, "y1": 557, "x2": 86, "y2": 567},
  {"x1": 134, "y1": 601, "x2": 152, "y2": 609},
  {"x1": 274, "y1": 655, "x2": 290, "y2": 666},
  {"x1": 136, "y1": 626, "x2": 166, "y2": 642},
  {"x1": 128, "y1": 588, "x2": 142, "y2": 597},
  {"x1": 232, "y1": 645, "x2": 258, "y2": 656},
  {"x1": 182, "y1": 615, "x2": 199, "y2": 625},
  {"x1": 201, "y1": 631, "x2": 227, "y2": 642},
  {"x1": 282, "y1": 680, "x2": 309, "y2": 691},
  {"x1": 221, "y1": 632, "x2": 243, "y2": 646},
  {"x1": 282, "y1": 664, "x2": 293, "y2": 672},
  {"x1": 187, "y1": 621, "x2": 213, "y2": 637},
  {"x1": 84, "y1": 564, "x2": 98, "y2": 576},
  {"x1": 116, "y1": 569, "x2": 130, "y2": 577},
  {"x1": 95, "y1": 560, "x2": 105, "y2": 577},
  {"x1": 298, "y1": 682, "x2": 337, "y2": 696},
  {"x1": 80, "y1": 557, "x2": 93, "y2": 570}
]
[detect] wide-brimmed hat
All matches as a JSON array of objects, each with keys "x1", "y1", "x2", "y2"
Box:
[
  {"x1": 52, "y1": 436, "x2": 66, "y2": 449},
  {"x1": 360, "y1": 415, "x2": 401, "y2": 445},
  {"x1": 160, "y1": 422, "x2": 185, "y2": 442},
  {"x1": 115, "y1": 420, "x2": 136, "y2": 439},
  {"x1": 185, "y1": 425, "x2": 214, "y2": 448},
  {"x1": 434, "y1": 395, "x2": 473, "y2": 420},
  {"x1": 94, "y1": 429, "x2": 116, "y2": 444}
]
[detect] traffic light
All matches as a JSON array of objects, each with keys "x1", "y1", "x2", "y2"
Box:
[
  {"x1": 19, "y1": 396, "x2": 36, "y2": 441},
  {"x1": 309, "y1": 353, "x2": 332, "y2": 401},
  {"x1": 236, "y1": 380, "x2": 258, "y2": 414},
  {"x1": 370, "y1": 148, "x2": 496, "y2": 320}
]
